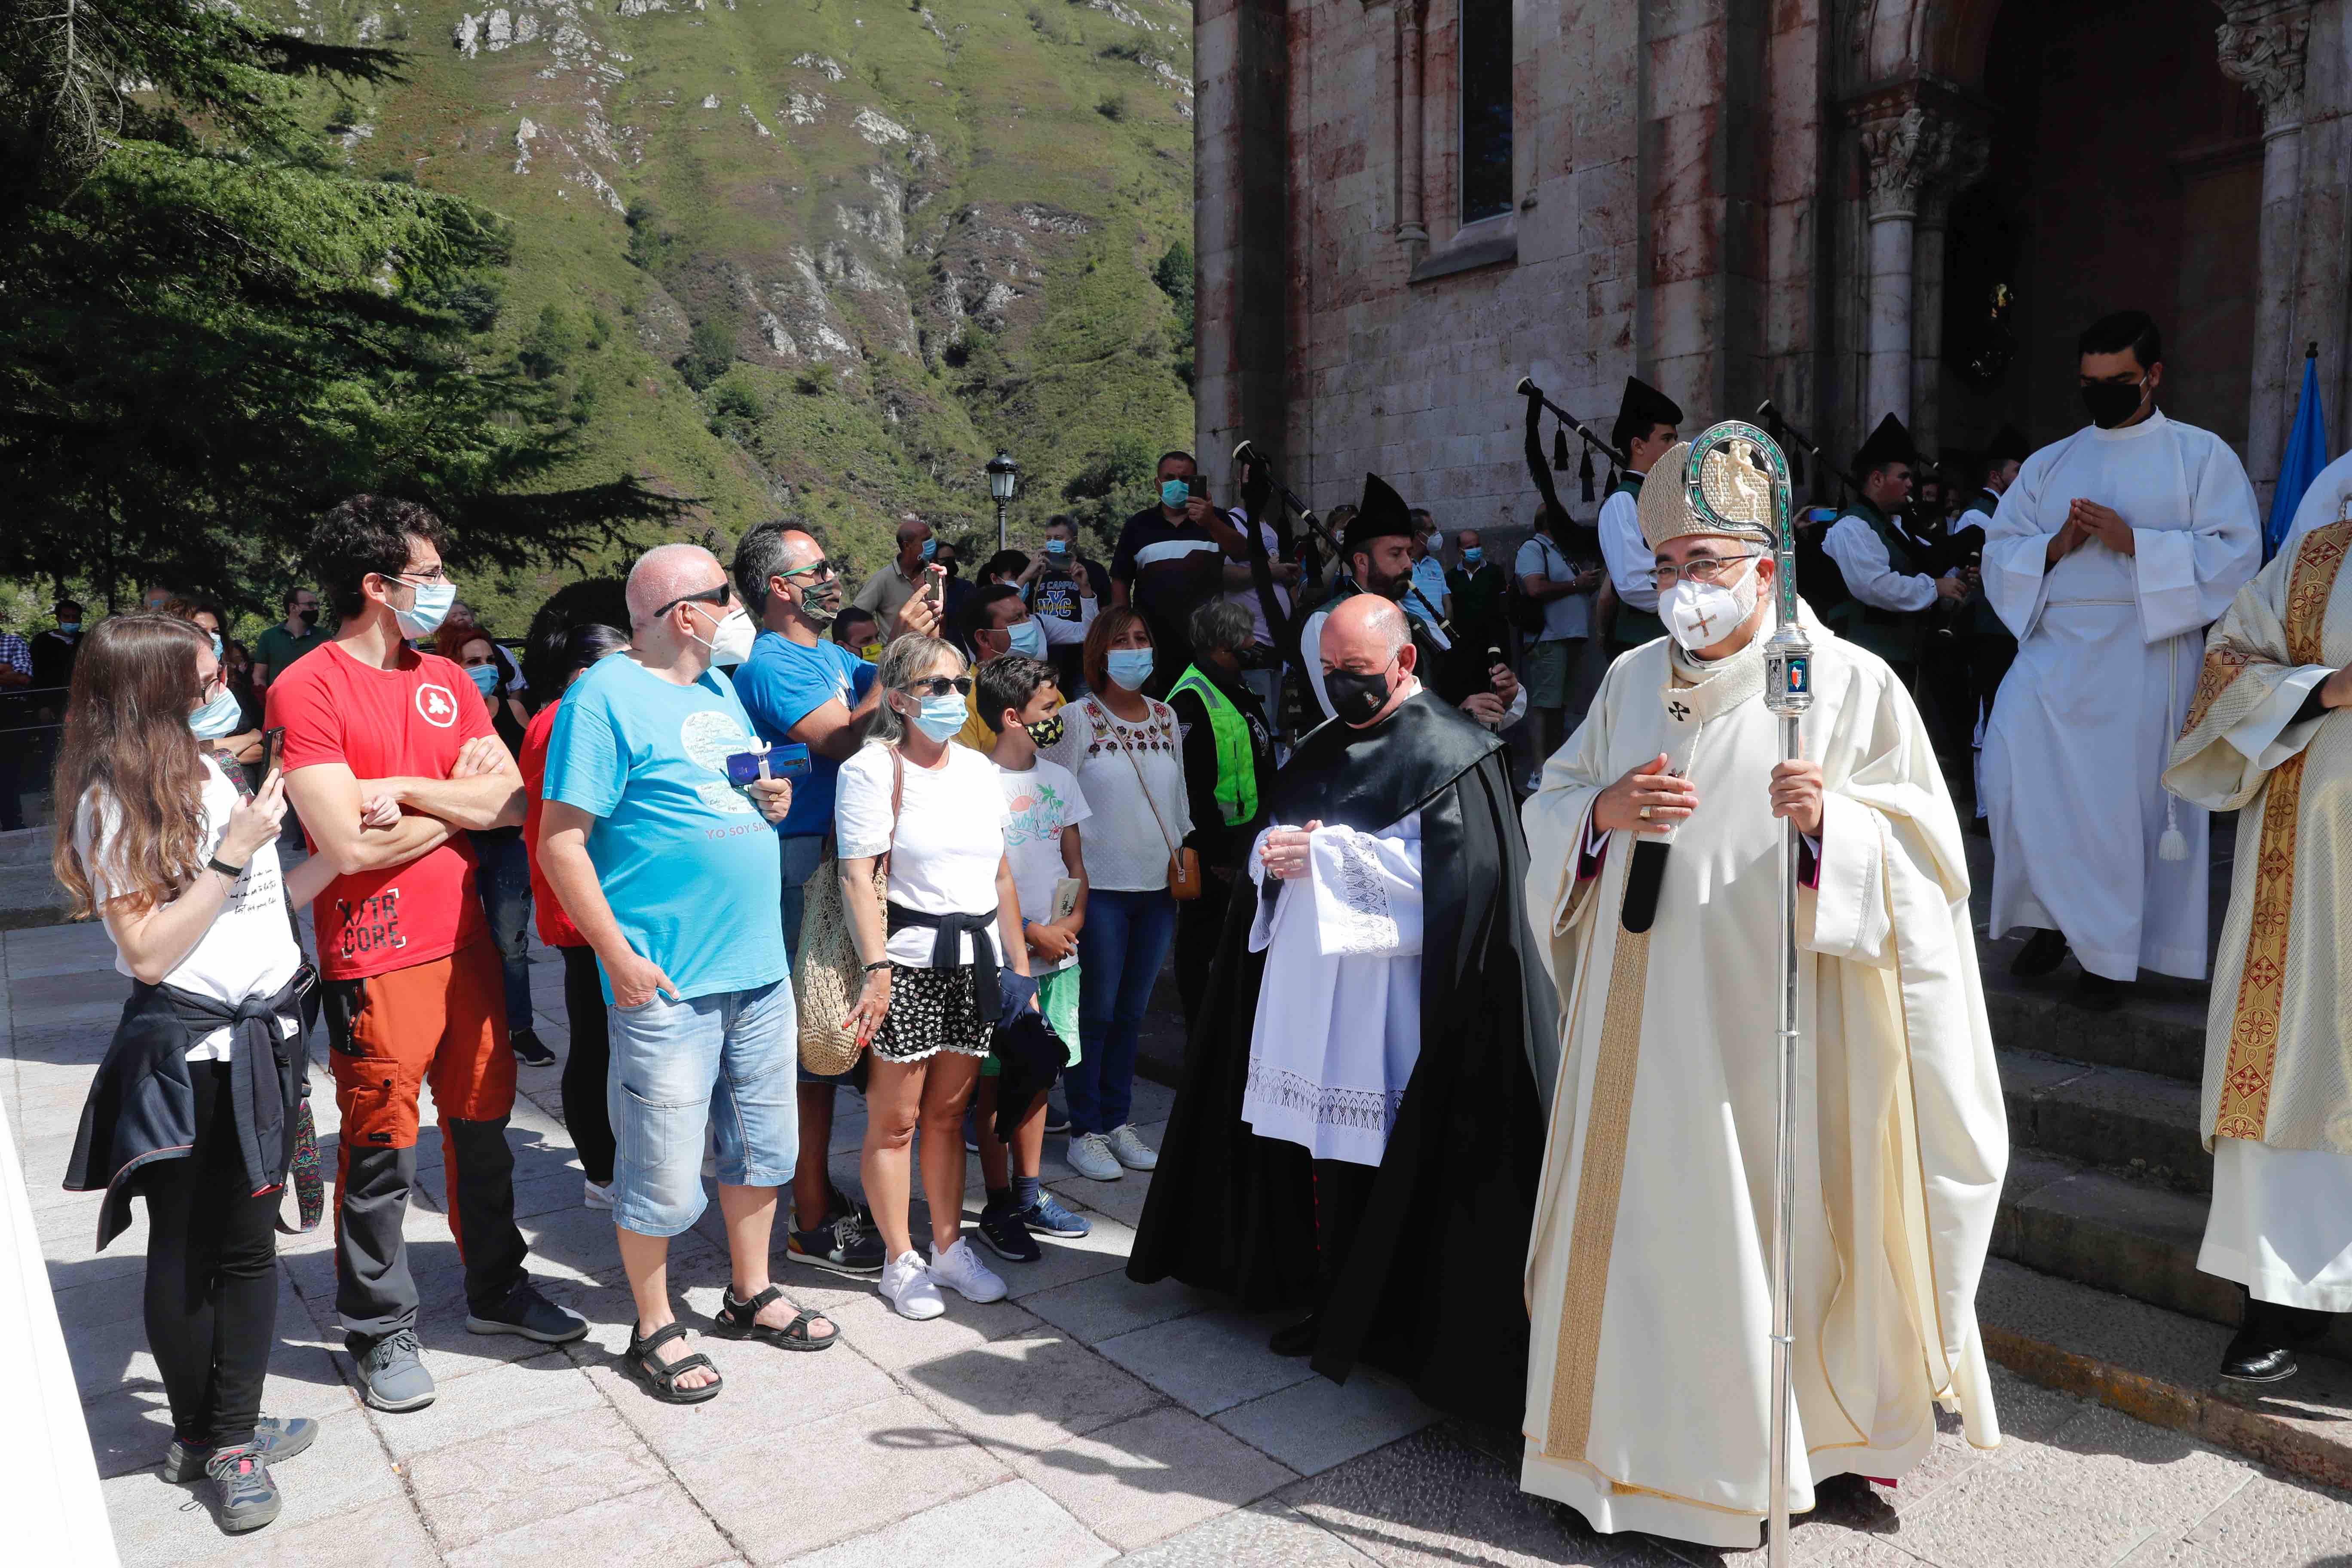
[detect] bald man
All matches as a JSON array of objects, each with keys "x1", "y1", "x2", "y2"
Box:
[
  {"x1": 1132, "y1": 594, "x2": 1557, "y2": 1424},
  {"x1": 539, "y1": 543, "x2": 823, "y2": 1401}
]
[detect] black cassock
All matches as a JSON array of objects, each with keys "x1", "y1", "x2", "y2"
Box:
[{"x1": 1127, "y1": 690, "x2": 1557, "y2": 1426}]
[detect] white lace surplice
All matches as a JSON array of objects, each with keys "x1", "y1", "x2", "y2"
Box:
[{"x1": 1240, "y1": 813, "x2": 1425, "y2": 1166}]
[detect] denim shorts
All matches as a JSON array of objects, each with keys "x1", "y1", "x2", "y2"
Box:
[{"x1": 606, "y1": 978, "x2": 799, "y2": 1237}]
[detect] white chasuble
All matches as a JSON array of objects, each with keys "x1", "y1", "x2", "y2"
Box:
[
  {"x1": 1240, "y1": 813, "x2": 1424, "y2": 1166},
  {"x1": 2163, "y1": 522, "x2": 2352, "y2": 1308},
  {"x1": 1980, "y1": 411, "x2": 2261, "y2": 980},
  {"x1": 1516, "y1": 608, "x2": 2006, "y2": 1550}
]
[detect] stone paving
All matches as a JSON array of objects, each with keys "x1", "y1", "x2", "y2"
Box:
[{"x1": 12, "y1": 918, "x2": 2352, "y2": 1567}]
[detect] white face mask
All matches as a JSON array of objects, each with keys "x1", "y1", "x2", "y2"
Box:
[
  {"x1": 698, "y1": 606, "x2": 757, "y2": 666},
  {"x1": 1660, "y1": 557, "x2": 1762, "y2": 651}
]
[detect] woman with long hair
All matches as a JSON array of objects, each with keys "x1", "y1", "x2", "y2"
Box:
[
  {"x1": 836, "y1": 635, "x2": 1036, "y2": 1319},
  {"x1": 1038, "y1": 607, "x2": 1193, "y2": 1181},
  {"x1": 55, "y1": 615, "x2": 340, "y2": 1535},
  {"x1": 518, "y1": 620, "x2": 632, "y2": 1208}
]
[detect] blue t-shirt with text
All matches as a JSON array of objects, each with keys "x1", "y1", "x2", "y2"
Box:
[
  {"x1": 732, "y1": 631, "x2": 876, "y2": 838},
  {"x1": 541, "y1": 654, "x2": 786, "y2": 1003}
]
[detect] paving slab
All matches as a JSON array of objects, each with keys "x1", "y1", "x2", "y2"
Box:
[
  {"x1": 1212, "y1": 1366, "x2": 1437, "y2": 1477},
  {"x1": 1021, "y1": 1267, "x2": 1220, "y2": 1347},
  {"x1": 1010, "y1": 1403, "x2": 1298, "y2": 1551},
  {"x1": 788, "y1": 1477, "x2": 1114, "y2": 1568},
  {"x1": 405, "y1": 1403, "x2": 671, "y2": 1549},
  {"x1": 1097, "y1": 1307, "x2": 1319, "y2": 1416},
  {"x1": 898, "y1": 1326, "x2": 1170, "y2": 1453},
  {"x1": 2116, "y1": 1466, "x2": 2352, "y2": 1565},
  {"x1": 441, "y1": 1478, "x2": 737, "y2": 1568},
  {"x1": 1116, "y1": 1499, "x2": 1384, "y2": 1567},
  {"x1": 98, "y1": 1405, "x2": 404, "y2": 1559}
]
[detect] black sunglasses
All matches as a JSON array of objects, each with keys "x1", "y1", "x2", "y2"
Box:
[
  {"x1": 901, "y1": 676, "x2": 974, "y2": 698},
  {"x1": 654, "y1": 582, "x2": 733, "y2": 618},
  {"x1": 781, "y1": 559, "x2": 838, "y2": 582}
]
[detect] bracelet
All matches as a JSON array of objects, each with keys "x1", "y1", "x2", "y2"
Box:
[
  {"x1": 863, "y1": 960, "x2": 894, "y2": 974},
  {"x1": 205, "y1": 855, "x2": 248, "y2": 880}
]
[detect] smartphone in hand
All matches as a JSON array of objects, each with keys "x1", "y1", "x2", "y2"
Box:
[{"x1": 260, "y1": 726, "x2": 287, "y2": 778}]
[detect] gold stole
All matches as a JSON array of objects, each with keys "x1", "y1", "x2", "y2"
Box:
[{"x1": 2209, "y1": 522, "x2": 2351, "y2": 1142}]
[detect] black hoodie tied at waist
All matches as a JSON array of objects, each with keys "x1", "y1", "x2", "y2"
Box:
[
  {"x1": 885, "y1": 902, "x2": 1002, "y2": 1023},
  {"x1": 64, "y1": 966, "x2": 316, "y2": 1252}
]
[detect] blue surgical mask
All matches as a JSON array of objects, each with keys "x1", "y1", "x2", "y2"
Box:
[
  {"x1": 466, "y1": 663, "x2": 501, "y2": 696},
  {"x1": 393, "y1": 576, "x2": 456, "y2": 639},
  {"x1": 1160, "y1": 479, "x2": 1190, "y2": 511},
  {"x1": 1043, "y1": 539, "x2": 1070, "y2": 560},
  {"x1": 208, "y1": 633, "x2": 224, "y2": 658},
  {"x1": 1462, "y1": 548, "x2": 1482, "y2": 566},
  {"x1": 919, "y1": 538, "x2": 937, "y2": 563},
  {"x1": 1105, "y1": 648, "x2": 1154, "y2": 690},
  {"x1": 57, "y1": 622, "x2": 80, "y2": 634},
  {"x1": 1007, "y1": 618, "x2": 1048, "y2": 660},
  {"x1": 911, "y1": 692, "x2": 966, "y2": 741},
  {"x1": 189, "y1": 685, "x2": 244, "y2": 741}
]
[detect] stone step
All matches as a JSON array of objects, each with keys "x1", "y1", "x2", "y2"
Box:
[
  {"x1": 1975, "y1": 1256, "x2": 2352, "y2": 1492},
  {"x1": 1997, "y1": 1047, "x2": 2210, "y2": 1192},
  {"x1": 1979, "y1": 966, "x2": 2208, "y2": 1084},
  {"x1": 1996, "y1": 1148, "x2": 2352, "y2": 1363}
]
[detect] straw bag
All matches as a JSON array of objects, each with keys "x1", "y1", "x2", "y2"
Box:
[
  {"x1": 794, "y1": 748, "x2": 902, "y2": 1075},
  {"x1": 1090, "y1": 698, "x2": 1201, "y2": 901}
]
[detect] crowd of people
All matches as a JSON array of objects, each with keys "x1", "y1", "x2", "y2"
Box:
[{"x1": 33, "y1": 300, "x2": 2352, "y2": 1549}]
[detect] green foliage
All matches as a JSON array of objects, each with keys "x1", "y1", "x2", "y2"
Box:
[
  {"x1": 1096, "y1": 94, "x2": 1127, "y2": 122},
  {"x1": 677, "y1": 319, "x2": 736, "y2": 392},
  {"x1": 0, "y1": 0, "x2": 685, "y2": 616},
  {"x1": 1153, "y1": 240, "x2": 1195, "y2": 391},
  {"x1": 624, "y1": 199, "x2": 681, "y2": 274},
  {"x1": 1058, "y1": 431, "x2": 1158, "y2": 542}
]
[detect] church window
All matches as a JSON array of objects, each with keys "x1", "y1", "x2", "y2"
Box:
[{"x1": 1459, "y1": 0, "x2": 1513, "y2": 225}]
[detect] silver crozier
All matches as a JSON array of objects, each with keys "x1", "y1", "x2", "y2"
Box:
[{"x1": 1684, "y1": 423, "x2": 1812, "y2": 1568}]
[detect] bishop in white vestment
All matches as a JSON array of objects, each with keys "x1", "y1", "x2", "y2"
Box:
[
  {"x1": 2164, "y1": 520, "x2": 2352, "y2": 1381},
  {"x1": 1519, "y1": 443, "x2": 2007, "y2": 1548},
  {"x1": 1981, "y1": 371, "x2": 2260, "y2": 989}
]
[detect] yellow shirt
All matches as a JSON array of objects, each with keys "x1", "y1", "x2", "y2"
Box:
[{"x1": 953, "y1": 683, "x2": 995, "y2": 753}]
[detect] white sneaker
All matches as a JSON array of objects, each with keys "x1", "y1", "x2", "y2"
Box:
[
  {"x1": 928, "y1": 1237, "x2": 1008, "y2": 1304},
  {"x1": 582, "y1": 1179, "x2": 614, "y2": 1211},
  {"x1": 1066, "y1": 1131, "x2": 1123, "y2": 1181},
  {"x1": 879, "y1": 1250, "x2": 945, "y2": 1321},
  {"x1": 1106, "y1": 1124, "x2": 1159, "y2": 1171}
]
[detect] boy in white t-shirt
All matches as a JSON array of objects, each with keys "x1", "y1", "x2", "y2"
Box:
[{"x1": 974, "y1": 654, "x2": 1095, "y2": 1259}]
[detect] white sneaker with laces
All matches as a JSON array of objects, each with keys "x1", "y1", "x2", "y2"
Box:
[
  {"x1": 1106, "y1": 1124, "x2": 1159, "y2": 1171},
  {"x1": 582, "y1": 1179, "x2": 614, "y2": 1211},
  {"x1": 928, "y1": 1237, "x2": 1008, "y2": 1303},
  {"x1": 879, "y1": 1250, "x2": 946, "y2": 1320},
  {"x1": 1066, "y1": 1130, "x2": 1122, "y2": 1181}
]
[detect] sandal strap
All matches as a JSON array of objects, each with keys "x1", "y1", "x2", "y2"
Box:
[
  {"x1": 726, "y1": 1284, "x2": 786, "y2": 1322},
  {"x1": 656, "y1": 1351, "x2": 717, "y2": 1384},
  {"x1": 632, "y1": 1320, "x2": 692, "y2": 1355},
  {"x1": 781, "y1": 1310, "x2": 832, "y2": 1342}
]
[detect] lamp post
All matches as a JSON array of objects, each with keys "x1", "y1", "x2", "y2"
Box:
[{"x1": 986, "y1": 450, "x2": 1019, "y2": 553}]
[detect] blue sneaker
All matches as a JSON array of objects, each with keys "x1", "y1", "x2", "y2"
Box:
[{"x1": 1019, "y1": 1191, "x2": 1091, "y2": 1239}]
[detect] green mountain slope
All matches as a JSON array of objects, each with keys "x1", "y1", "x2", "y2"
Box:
[{"x1": 276, "y1": 0, "x2": 1195, "y2": 623}]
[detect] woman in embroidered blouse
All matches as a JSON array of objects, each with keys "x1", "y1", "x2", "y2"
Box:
[{"x1": 1040, "y1": 608, "x2": 1194, "y2": 1181}]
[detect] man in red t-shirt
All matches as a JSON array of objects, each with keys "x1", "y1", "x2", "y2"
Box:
[{"x1": 269, "y1": 496, "x2": 585, "y2": 1414}]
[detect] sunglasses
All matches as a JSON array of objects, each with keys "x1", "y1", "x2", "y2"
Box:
[
  {"x1": 654, "y1": 582, "x2": 734, "y2": 618},
  {"x1": 781, "y1": 559, "x2": 838, "y2": 582},
  {"x1": 901, "y1": 676, "x2": 974, "y2": 698}
]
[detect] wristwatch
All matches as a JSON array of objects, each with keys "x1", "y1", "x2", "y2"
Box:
[{"x1": 863, "y1": 959, "x2": 895, "y2": 974}]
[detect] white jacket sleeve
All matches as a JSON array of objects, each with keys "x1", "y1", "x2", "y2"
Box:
[{"x1": 1823, "y1": 518, "x2": 1938, "y2": 613}]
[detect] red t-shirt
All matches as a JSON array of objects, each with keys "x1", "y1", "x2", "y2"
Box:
[
  {"x1": 519, "y1": 698, "x2": 585, "y2": 949},
  {"x1": 266, "y1": 640, "x2": 494, "y2": 979}
]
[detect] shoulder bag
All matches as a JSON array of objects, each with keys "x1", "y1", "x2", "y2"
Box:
[
  {"x1": 794, "y1": 747, "x2": 903, "y2": 1075},
  {"x1": 1091, "y1": 698, "x2": 1202, "y2": 901}
]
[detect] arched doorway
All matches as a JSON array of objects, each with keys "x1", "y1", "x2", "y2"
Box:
[{"x1": 1936, "y1": 0, "x2": 2263, "y2": 461}]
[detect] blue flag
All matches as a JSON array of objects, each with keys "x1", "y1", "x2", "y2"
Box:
[{"x1": 2266, "y1": 350, "x2": 2329, "y2": 561}]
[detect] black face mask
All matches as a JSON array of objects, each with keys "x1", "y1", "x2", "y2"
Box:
[
  {"x1": 2081, "y1": 378, "x2": 2148, "y2": 431},
  {"x1": 296, "y1": 607, "x2": 319, "y2": 629},
  {"x1": 1325, "y1": 665, "x2": 1394, "y2": 726}
]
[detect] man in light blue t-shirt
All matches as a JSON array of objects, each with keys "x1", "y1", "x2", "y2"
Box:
[
  {"x1": 539, "y1": 544, "x2": 836, "y2": 1401},
  {"x1": 728, "y1": 521, "x2": 892, "y2": 1279},
  {"x1": 1405, "y1": 507, "x2": 1452, "y2": 631}
]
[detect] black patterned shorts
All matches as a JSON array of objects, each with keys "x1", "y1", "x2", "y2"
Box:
[{"x1": 874, "y1": 964, "x2": 993, "y2": 1063}]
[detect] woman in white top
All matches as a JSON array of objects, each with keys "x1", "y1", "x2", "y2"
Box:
[
  {"x1": 1039, "y1": 607, "x2": 1194, "y2": 1181},
  {"x1": 55, "y1": 615, "x2": 340, "y2": 1535},
  {"x1": 836, "y1": 635, "x2": 1037, "y2": 1320}
]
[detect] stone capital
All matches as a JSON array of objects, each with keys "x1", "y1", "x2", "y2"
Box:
[
  {"x1": 1846, "y1": 80, "x2": 1986, "y2": 220},
  {"x1": 2214, "y1": 3, "x2": 2311, "y2": 128}
]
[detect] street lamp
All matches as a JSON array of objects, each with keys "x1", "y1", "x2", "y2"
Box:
[{"x1": 986, "y1": 450, "x2": 1019, "y2": 552}]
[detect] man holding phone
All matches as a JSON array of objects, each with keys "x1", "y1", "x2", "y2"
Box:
[
  {"x1": 538, "y1": 543, "x2": 814, "y2": 1403},
  {"x1": 1112, "y1": 450, "x2": 1254, "y2": 698}
]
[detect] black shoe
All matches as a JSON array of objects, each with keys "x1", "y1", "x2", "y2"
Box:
[
  {"x1": 509, "y1": 1028, "x2": 557, "y2": 1067},
  {"x1": 1268, "y1": 1313, "x2": 1319, "y2": 1358},
  {"x1": 790, "y1": 1210, "x2": 887, "y2": 1276},
  {"x1": 2074, "y1": 972, "x2": 2129, "y2": 1013},
  {"x1": 466, "y1": 1279, "x2": 589, "y2": 1343},
  {"x1": 977, "y1": 1203, "x2": 1042, "y2": 1263},
  {"x1": 2220, "y1": 1332, "x2": 2299, "y2": 1384},
  {"x1": 2010, "y1": 928, "x2": 2069, "y2": 979}
]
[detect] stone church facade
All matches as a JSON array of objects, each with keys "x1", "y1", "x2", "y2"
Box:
[{"x1": 1192, "y1": 0, "x2": 2349, "y2": 526}]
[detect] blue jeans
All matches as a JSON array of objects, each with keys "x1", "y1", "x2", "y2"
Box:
[
  {"x1": 606, "y1": 979, "x2": 799, "y2": 1237},
  {"x1": 1069, "y1": 888, "x2": 1177, "y2": 1136},
  {"x1": 472, "y1": 831, "x2": 533, "y2": 1035}
]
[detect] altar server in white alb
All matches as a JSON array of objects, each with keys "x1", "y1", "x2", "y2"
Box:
[
  {"x1": 1980, "y1": 310, "x2": 2261, "y2": 1008},
  {"x1": 2163, "y1": 518, "x2": 2352, "y2": 1384},
  {"x1": 1519, "y1": 440, "x2": 2007, "y2": 1549}
]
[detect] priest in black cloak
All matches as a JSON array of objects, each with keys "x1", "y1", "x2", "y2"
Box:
[{"x1": 1127, "y1": 594, "x2": 1559, "y2": 1425}]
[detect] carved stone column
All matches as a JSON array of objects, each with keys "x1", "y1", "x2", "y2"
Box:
[
  {"x1": 1396, "y1": 0, "x2": 1429, "y2": 253},
  {"x1": 1856, "y1": 104, "x2": 1934, "y2": 427},
  {"x1": 1911, "y1": 132, "x2": 1988, "y2": 462},
  {"x1": 2214, "y1": 1, "x2": 2312, "y2": 498}
]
